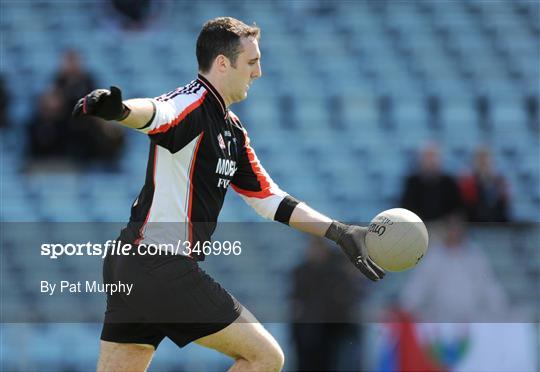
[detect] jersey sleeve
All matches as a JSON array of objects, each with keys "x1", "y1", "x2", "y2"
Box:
[
  {"x1": 136, "y1": 89, "x2": 208, "y2": 153},
  {"x1": 231, "y1": 127, "x2": 290, "y2": 220}
]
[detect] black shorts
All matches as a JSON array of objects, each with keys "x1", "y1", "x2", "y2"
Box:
[{"x1": 100, "y1": 247, "x2": 242, "y2": 349}]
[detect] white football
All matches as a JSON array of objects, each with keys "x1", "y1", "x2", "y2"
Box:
[{"x1": 365, "y1": 208, "x2": 429, "y2": 272}]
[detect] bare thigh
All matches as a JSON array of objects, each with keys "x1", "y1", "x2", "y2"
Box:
[
  {"x1": 194, "y1": 306, "x2": 283, "y2": 364},
  {"x1": 97, "y1": 340, "x2": 155, "y2": 372},
  {"x1": 96, "y1": 308, "x2": 282, "y2": 371}
]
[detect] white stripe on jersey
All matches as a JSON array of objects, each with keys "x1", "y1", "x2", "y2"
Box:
[
  {"x1": 139, "y1": 134, "x2": 203, "y2": 253},
  {"x1": 137, "y1": 87, "x2": 207, "y2": 135},
  {"x1": 238, "y1": 194, "x2": 288, "y2": 220}
]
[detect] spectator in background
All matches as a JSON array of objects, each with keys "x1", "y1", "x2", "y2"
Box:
[
  {"x1": 0, "y1": 75, "x2": 9, "y2": 128},
  {"x1": 27, "y1": 50, "x2": 125, "y2": 166},
  {"x1": 27, "y1": 87, "x2": 70, "y2": 158},
  {"x1": 54, "y1": 50, "x2": 96, "y2": 116},
  {"x1": 56, "y1": 50, "x2": 124, "y2": 164},
  {"x1": 290, "y1": 237, "x2": 363, "y2": 371},
  {"x1": 459, "y1": 146, "x2": 510, "y2": 222},
  {"x1": 400, "y1": 143, "x2": 462, "y2": 222},
  {"x1": 399, "y1": 214, "x2": 508, "y2": 322}
]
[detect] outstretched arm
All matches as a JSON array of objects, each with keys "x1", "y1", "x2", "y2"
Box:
[
  {"x1": 72, "y1": 86, "x2": 154, "y2": 129},
  {"x1": 288, "y1": 202, "x2": 333, "y2": 236},
  {"x1": 120, "y1": 98, "x2": 155, "y2": 129}
]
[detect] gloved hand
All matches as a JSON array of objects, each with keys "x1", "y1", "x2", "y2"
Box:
[
  {"x1": 72, "y1": 86, "x2": 130, "y2": 121},
  {"x1": 325, "y1": 221, "x2": 385, "y2": 281}
]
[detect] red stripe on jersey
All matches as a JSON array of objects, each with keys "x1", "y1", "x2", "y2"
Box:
[
  {"x1": 231, "y1": 184, "x2": 273, "y2": 198},
  {"x1": 187, "y1": 133, "x2": 205, "y2": 245},
  {"x1": 148, "y1": 91, "x2": 208, "y2": 135},
  {"x1": 135, "y1": 144, "x2": 158, "y2": 244},
  {"x1": 232, "y1": 130, "x2": 274, "y2": 199}
]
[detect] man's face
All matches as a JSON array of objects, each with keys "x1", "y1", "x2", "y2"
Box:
[
  {"x1": 420, "y1": 146, "x2": 441, "y2": 175},
  {"x1": 224, "y1": 36, "x2": 262, "y2": 104}
]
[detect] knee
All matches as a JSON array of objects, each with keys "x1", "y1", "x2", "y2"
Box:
[
  {"x1": 255, "y1": 343, "x2": 285, "y2": 371},
  {"x1": 238, "y1": 343, "x2": 284, "y2": 371}
]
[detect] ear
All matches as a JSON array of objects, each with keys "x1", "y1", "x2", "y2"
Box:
[{"x1": 214, "y1": 55, "x2": 230, "y2": 73}]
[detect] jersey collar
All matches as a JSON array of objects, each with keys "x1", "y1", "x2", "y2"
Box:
[{"x1": 197, "y1": 74, "x2": 228, "y2": 119}]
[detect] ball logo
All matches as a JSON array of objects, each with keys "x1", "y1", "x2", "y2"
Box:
[
  {"x1": 375, "y1": 216, "x2": 393, "y2": 225},
  {"x1": 368, "y1": 223, "x2": 386, "y2": 236}
]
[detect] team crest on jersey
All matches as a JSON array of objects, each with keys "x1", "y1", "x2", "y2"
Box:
[{"x1": 217, "y1": 133, "x2": 226, "y2": 151}]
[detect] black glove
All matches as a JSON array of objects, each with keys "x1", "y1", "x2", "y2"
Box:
[
  {"x1": 325, "y1": 221, "x2": 385, "y2": 281},
  {"x1": 72, "y1": 86, "x2": 130, "y2": 121}
]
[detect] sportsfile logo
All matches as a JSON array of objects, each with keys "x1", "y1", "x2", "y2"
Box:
[
  {"x1": 40, "y1": 239, "x2": 242, "y2": 259},
  {"x1": 215, "y1": 158, "x2": 237, "y2": 189}
]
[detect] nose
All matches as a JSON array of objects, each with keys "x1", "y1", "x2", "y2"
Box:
[{"x1": 252, "y1": 63, "x2": 262, "y2": 79}]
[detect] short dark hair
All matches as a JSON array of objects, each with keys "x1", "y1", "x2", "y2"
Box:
[{"x1": 196, "y1": 17, "x2": 260, "y2": 73}]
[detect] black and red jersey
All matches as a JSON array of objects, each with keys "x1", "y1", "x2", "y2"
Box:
[{"x1": 120, "y1": 75, "x2": 292, "y2": 258}]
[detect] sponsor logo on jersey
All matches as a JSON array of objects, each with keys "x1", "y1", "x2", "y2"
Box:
[
  {"x1": 224, "y1": 130, "x2": 232, "y2": 137},
  {"x1": 216, "y1": 158, "x2": 237, "y2": 189},
  {"x1": 216, "y1": 158, "x2": 237, "y2": 177}
]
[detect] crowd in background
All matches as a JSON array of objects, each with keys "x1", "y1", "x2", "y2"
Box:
[
  {"x1": 401, "y1": 143, "x2": 510, "y2": 224},
  {"x1": 2, "y1": 0, "x2": 152, "y2": 169}
]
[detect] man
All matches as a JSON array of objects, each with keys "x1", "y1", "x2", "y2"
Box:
[
  {"x1": 400, "y1": 143, "x2": 462, "y2": 222},
  {"x1": 73, "y1": 17, "x2": 384, "y2": 372},
  {"x1": 459, "y1": 146, "x2": 510, "y2": 222},
  {"x1": 399, "y1": 214, "x2": 508, "y2": 322}
]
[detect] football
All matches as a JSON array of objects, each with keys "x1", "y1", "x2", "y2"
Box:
[{"x1": 365, "y1": 208, "x2": 429, "y2": 272}]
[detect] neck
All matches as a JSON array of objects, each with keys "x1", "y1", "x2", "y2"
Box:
[{"x1": 199, "y1": 72, "x2": 231, "y2": 108}]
